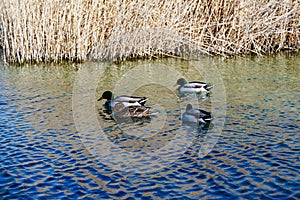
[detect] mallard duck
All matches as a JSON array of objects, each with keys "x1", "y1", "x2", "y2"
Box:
[
  {"x1": 175, "y1": 78, "x2": 213, "y2": 94},
  {"x1": 98, "y1": 91, "x2": 148, "y2": 110},
  {"x1": 112, "y1": 102, "x2": 152, "y2": 119},
  {"x1": 182, "y1": 104, "x2": 213, "y2": 124}
]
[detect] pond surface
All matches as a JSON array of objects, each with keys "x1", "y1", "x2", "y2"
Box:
[{"x1": 0, "y1": 54, "x2": 299, "y2": 199}]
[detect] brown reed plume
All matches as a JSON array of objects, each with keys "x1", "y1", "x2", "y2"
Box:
[{"x1": 0, "y1": 0, "x2": 299, "y2": 63}]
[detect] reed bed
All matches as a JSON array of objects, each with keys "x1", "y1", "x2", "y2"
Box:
[{"x1": 0, "y1": 0, "x2": 299, "y2": 63}]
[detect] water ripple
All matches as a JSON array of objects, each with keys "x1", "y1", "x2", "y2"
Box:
[{"x1": 1, "y1": 59, "x2": 300, "y2": 199}]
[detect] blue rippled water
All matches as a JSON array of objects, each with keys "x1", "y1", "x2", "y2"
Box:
[{"x1": 0, "y1": 55, "x2": 299, "y2": 199}]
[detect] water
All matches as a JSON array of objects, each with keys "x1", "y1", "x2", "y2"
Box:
[{"x1": 0, "y1": 54, "x2": 299, "y2": 199}]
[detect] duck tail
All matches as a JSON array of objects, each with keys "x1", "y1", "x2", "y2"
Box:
[
  {"x1": 203, "y1": 114, "x2": 213, "y2": 122},
  {"x1": 138, "y1": 97, "x2": 148, "y2": 106},
  {"x1": 199, "y1": 117, "x2": 213, "y2": 124},
  {"x1": 205, "y1": 83, "x2": 213, "y2": 90}
]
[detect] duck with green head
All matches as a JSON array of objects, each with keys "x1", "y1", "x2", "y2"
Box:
[
  {"x1": 175, "y1": 78, "x2": 213, "y2": 94},
  {"x1": 98, "y1": 91, "x2": 148, "y2": 110},
  {"x1": 182, "y1": 104, "x2": 213, "y2": 124}
]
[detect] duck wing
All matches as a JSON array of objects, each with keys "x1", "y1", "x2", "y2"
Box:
[
  {"x1": 186, "y1": 108, "x2": 212, "y2": 121},
  {"x1": 185, "y1": 81, "x2": 213, "y2": 90},
  {"x1": 129, "y1": 106, "x2": 151, "y2": 118},
  {"x1": 184, "y1": 81, "x2": 208, "y2": 88},
  {"x1": 114, "y1": 95, "x2": 148, "y2": 106}
]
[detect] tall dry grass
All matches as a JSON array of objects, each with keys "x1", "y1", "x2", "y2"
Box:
[{"x1": 0, "y1": 0, "x2": 299, "y2": 63}]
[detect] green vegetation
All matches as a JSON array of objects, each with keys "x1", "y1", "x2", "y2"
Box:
[{"x1": 0, "y1": 0, "x2": 299, "y2": 63}]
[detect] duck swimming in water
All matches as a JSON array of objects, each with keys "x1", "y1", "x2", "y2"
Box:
[
  {"x1": 175, "y1": 78, "x2": 213, "y2": 94},
  {"x1": 98, "y1": 91, "x2": 148, "y2": 110},
  {"x1": 112, "y1": 102, "x2": 152, "y2": 119},
  {"x1": 182, "y1": 104, "x2": 213, "y2": 124}
]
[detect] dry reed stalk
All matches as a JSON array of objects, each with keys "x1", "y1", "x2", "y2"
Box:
[{"x1": 0, "y1": 0, "x2": 299, "y2": 63}]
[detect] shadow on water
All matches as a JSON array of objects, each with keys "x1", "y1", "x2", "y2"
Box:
[{"x1": 0, "y1": 53, "x2": 299, "y2": 199}]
